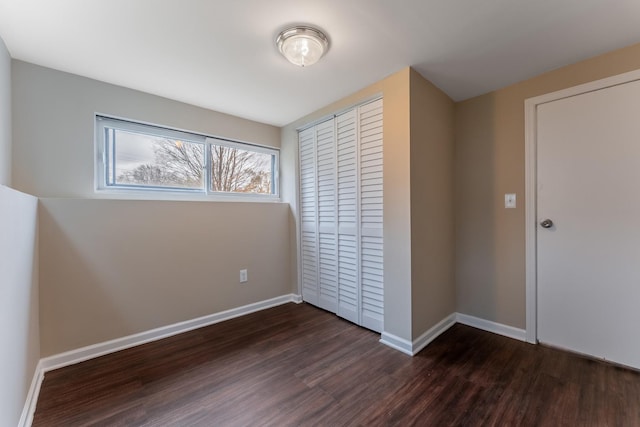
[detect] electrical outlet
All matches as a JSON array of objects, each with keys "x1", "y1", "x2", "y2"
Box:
[
  {"x1": 505, "y1": 193, "x2": 516, "y2": 209},
  {"x1": 239, "y1": 269, "x2": 248, "y2": 283}
]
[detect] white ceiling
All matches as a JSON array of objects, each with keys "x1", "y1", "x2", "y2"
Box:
[{"x1": 1, "y1": 0, "x2": 640, "y2": 127}]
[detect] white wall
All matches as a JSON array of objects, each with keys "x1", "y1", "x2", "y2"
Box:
[
  {"x1": 0, "y1": 186, "x2": 39, "y2": 427},
  {"x1": 0, "y1": 36, "x2": 40, "y2": 427},
  {"x1": 0, "y1": 37, "x2": 10, "y2": 186}
]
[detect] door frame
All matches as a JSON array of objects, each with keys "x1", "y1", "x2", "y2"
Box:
[{"x1": 524, "y1": 68, "x2": 640, "y2": 344}]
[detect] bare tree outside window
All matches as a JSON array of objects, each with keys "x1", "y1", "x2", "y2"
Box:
[
  {"x1": 210, "y1": 144, "x2": 272, "y2": 194},
  {"x1": 116, "y1": 137, "x2": 204, "y2": 189},
  {"x1": 114, "y1": 132, "x2": 273, "y2": 194}
]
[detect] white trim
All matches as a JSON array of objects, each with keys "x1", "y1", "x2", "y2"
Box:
[
  {"x1": 524, "y1": 68, "x2": 640, "y2": 346},
  {"x1": 380, "y1": 313, "x2": 457, "y2": 356},
  {"x1": 525, "y1": 69, "x2": 640, "y2": 108},
  {"x1": 21, "y1": 304, "x2": 522, "y2": 425},
  {"x1": 381, "y1": 313, "x2": 527, "y2": 357},
  {"x1": 525, "y1": 96, "x2": 538, "y2": 344},
  {"x1": 295, "y1": 127, "x2": 303, "y2": 299},
  {"x1": 354, "y1": 106, "x2": 363, "y2": 326},
  {"x1": 456, "y1": 313, "x2": 527, "y2": 342},
  {"x1": 95, "y1": 114, "x2": 280, "y2": 200},
  {"x1": 18, "y1": 361, "x2": 44, "y2": 427},
  {"x1": 20, "y1": 294, "x2": 301, "y2": 426},
  {"x1": 39, "y1": 294, "x2": 300, "y2": 372},
  {"x1": 295, "y1": 93, "x2": 383, "y2": 132},
  {"x1": 379, "y1": 332, "x2": 413, "y2": 356},
  {"x1": 411, "y1": 313, "x2": 457, "y2": 355}
]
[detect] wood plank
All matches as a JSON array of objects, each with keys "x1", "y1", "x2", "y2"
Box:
[{"x1": 33, "y1": 303, "x2": 640, "y2": 426}]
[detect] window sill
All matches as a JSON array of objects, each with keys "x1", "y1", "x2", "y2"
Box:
[{"x1": 93, "y1": 189, "x2": 282, "y2": 203}]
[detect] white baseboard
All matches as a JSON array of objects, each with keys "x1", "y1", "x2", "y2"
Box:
[
  {"x1": 381, "y1": 312, "x2": 526, "y2": 357},
  {"x1": 19, "y1": 294, "x2": 301, "y2": 427},
  {"x1": 20, "y1": 299, "x2": 522, "y2": 426},
  {"x1": 380, "y1": 313, "x2": 457, "y2": 356},
  {"x1": 412, "y1": 313, "x2": 457, "y2": 355},
  {"x1": 379, "y1": 332, "x2": 414, "y2": 356},
  {"x1": 456, "y1": 313, "x2": 527, "y2": 342},
  {"x1": 18, "y1": 360, "x2": 44, "y2": 427},
  {"x1": 40, "y1": 294, "x2": 301, "y2": 373}
]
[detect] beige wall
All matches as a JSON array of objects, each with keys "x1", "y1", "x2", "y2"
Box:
[
  {"x1": 10, "y1": 31, "x2": 639, "y2": 368},
  {"x1": 455, "y1": 42, "x2": 640, "y2": 329},
  {"x1": 0, "y1": 37, "x2": 10, "y2": 186},
  {"x1": 282, "y1": 68, "x2": 413, "y2": 341},
  {"x1": 11, "y1": 61, "x2": 281, "y2": 198},
  {"x1": 39, "y1": 198, "x2": 290, "y2": 356},
  {"x1": 409, "y1": 70, "x2": 456, "y2": 339},
  {"x1": 0, "y1": 187, "x2": 39, "y2": 426},
  {"x1": 10, "y1": 61, "x2": 292, "y2": 357}
]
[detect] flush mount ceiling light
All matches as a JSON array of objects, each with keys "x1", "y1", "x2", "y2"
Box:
[{"x1": 276, "y1": 26, "x2": 329, "y2": 67}]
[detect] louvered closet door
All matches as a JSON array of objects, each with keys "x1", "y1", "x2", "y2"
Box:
[
  {"x1": 358, "y1": 99, "x2": 384, "y2": 333},
  {"x1": 315, "y1": 120, "x2": 338, "y2": 313},
  {"x1": 335, "y1": 110, "x2": 359, "y2": 324},
  {"x1": 298, "y1": 99, "x2": 383, "y2": 332},
  {"x1": 299, "y1": 127, "x2": 318, "y2": 306}
]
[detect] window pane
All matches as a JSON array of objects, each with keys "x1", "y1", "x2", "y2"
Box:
[
  {"x1": 97, "y1": 116, "x2": 279, "y2": 197},
  {"x1": 209, "y1": 144, "x2": 274, "y2": 194},
  {"x1": 107, "y1": 128, "x2": 204, "y2": 190}
]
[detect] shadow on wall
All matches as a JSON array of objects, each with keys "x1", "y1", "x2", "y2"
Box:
[
  {"x1": 38, "y1": 203, "x2": 128, "y2": 358},
  {"x1": 455, "y1": 94, "x2": 499, "y2": 320},
  {"x1": 38, "y1": 198, "x2": 292, "y2": 358}
]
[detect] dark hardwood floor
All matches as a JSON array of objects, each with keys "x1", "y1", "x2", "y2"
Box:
[{"x1": 33, "y1": 303, "x2": 640, "y2": 426}]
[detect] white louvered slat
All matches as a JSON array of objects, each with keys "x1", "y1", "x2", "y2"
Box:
[
  {"x1": 337, "y1": 110, "x2": 357, "y2": 229},
  {"x1": 298, "y1": 98, "x2": 383, "y2": 333},
  {"x1": 337, "y1": 234, "x2": 358, "y2": 323},
  {"x1": 318, "y1": 232, "x2": 338, "y2": 312},
  {"x1": 301, "y1": 230, "x2": 318, "y2": 306},
  {"x1": 315, "y1": 120, "x2": 337, "y2": 311},
  {"x1": 299, "y1": 127, "x2": 318, "y2": 305},
  {"x1": 359, "y1": 99, "x2": 383, "y2": 333},
  {"x1": 316, "y1": 120, "x2": 336, "y2": 228},
  {"x1": 360, "y1": 99, "x2": 384, "y2": 237},
  {"x1": 299, "y1": 127, "x2": 316, "y2": 226},
  {"x1": 336, "y1": 109, "x2": 359, "y2": 324},
  {"x1": 360, "y1": 235, "x2": 383, "y2": 332}
]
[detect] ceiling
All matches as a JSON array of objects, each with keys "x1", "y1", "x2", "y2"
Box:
[{"x1": 1, "y1": 1, "x2": 640, "y2": 127}]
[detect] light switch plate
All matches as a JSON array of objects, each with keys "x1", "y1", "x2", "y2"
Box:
[{"x1": 505, "y1": 193, "x2": 516, "y2": 208}]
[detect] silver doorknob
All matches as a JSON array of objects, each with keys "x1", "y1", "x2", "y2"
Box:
[{"x1": 540, "y1": 219, "x2": 554, "y2": 229}]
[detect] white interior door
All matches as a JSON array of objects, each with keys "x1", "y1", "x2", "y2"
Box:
[{"x1": 537, "y1": 79, "x2": 640, "y2": 370}]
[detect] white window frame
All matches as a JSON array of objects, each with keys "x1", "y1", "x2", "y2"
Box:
[{"x1": 95, "y1": 115, "x2": 280, "y2": 200}]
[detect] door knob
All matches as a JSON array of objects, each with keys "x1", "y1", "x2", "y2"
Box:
[{"x1": 540, "y1": 219, "x2": 554, "y2": 229}]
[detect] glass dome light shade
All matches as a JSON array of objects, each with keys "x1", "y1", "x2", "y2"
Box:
[{"x1": 276, "y1": 26, "x2": 329, "y2": 67}]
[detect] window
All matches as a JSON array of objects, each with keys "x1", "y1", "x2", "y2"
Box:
[{"x1": 96, "y1": 116, "x2": 279, "y2": 198}]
